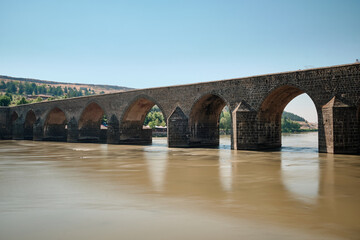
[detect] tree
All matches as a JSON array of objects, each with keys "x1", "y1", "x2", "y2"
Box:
[
  {"x1": 0, "y1": 81, "x2": 6, "y2": 90},
  {"x1": 25, "y1": 82, "x2": 33, "y2": 94},
  {"x1": 102, "y1": 115, "x2": 108, "y2": 126},
  {"x1": 34, "y1": 97, "x2": 43, "y2": 102},
  {"x1": 18, "y1": 83, "x2": 25, "y2": 94},
  {"x1": 143, "y1": 106, "x2": 166, "y2": 128},
  {"x1": 219, "y1": 110, "x2": 231, "y2": 133},
  {"x1": 38, "y1": 85, "x2": 47, "y2": 94},
  {"x1": 54, "y1": 86, "x2": 63, "y2": 96},
  {"x1": 281, "y1": 117, "x2": 301, "y2": 133},
  {"x1": 31, "y1": 83, "x2": 38, "y2": 94},
  {"x1": 0, "y1": 95, "x2": 11, "y2": 106},
  {"x1": 5, "y1": 93, "x2": 13, "y2": 101},
  {"x1": 16, "y1": 97, "x2": 29, "y2": 105},
  {"x1": 282, "y1": 111, "x2": 306, "y2": 122},
  {"x1": 6, "y1": 81, "x2": 17, "y2": 93}
]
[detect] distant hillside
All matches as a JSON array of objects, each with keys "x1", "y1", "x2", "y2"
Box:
[
  {"x1": 281, "y1": 111, "x2": 317, "y2": 132},
  {"x1": 0, "y1": 75, "x2": 133, "y2": 94},
  {"x1": 282, "y1": 111, "x2": 306, "y2": 122}
]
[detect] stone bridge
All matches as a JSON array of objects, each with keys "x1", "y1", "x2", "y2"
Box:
[{"x1": 1, "y1": 63, "x2": 359, "y2": 154}]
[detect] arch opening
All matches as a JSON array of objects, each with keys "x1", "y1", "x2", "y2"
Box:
[
  {"x1": 189, "y1": 94, "x2": 228, "y2": 147},
  {"x1": 24, "y1": 110, "x2": 36, "y2": 140},
  {"x1": 43, "y1": 107, "x2": 68, "y2": 141},
  {"x1": 219, "y1": 106, "x2": 232, "y2": 149},
  {"x1": 258, "y1": 86, "x2": 318, "y2": 150},
  {"x1": 143, "y1": 105, "x2": 167, "y2": 137},
  {"x1": 120, "y1": 98, "x2": 166, "y2": 145},
  {"x1": 78, "y1": 102, "x2": 106, "y2": 143}
]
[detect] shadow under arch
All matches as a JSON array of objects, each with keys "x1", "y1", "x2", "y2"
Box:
[
  {"x1": 78, "y1": 102, "x2": 106, "y2": 143},
  {"x1": 43, "y1": 107, "x2": 68, "y2": 141},
  {"x1": 24, "y1": 110, "x2": 36, "y2": 140},
  {"x1": 258, "y1": 85, "x2": 318, "y2": 150},
  {"x1": 119, "y1": 95, "x2": 166, "y2": 145},
  {"x1": 189, "y1": 93, "x2": 228, "y2": 147}
]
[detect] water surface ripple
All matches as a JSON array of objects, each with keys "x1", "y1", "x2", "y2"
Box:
[{"x1": 0, "y1": 132, "x2": 359, "y2": 240}]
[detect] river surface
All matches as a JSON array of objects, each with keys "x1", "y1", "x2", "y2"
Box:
[{"x1": 0, "y1": 132, "x2": 359, "y2": 240}]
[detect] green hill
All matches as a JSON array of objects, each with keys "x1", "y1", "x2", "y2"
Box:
[
  {"x1": 282, "y1": 111, "x2": 305, "y2": 122},
  {"x1": 0, "y1": 75, "x2": 133, "y2": 106}
]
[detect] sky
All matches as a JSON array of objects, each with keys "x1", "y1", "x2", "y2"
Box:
[{"x1": 1, "y1": 0, "x2": 359, "y2": 122}]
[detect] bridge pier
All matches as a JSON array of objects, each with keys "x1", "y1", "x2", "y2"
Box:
[
  {"x1": 67, "y1": 117, "x2": 79, "y2": 142},
  {"x1": 12, "y1": 118, "x2": 24, "y2": 140},
  {"x1": 43, "y1": 124, "x2": 67, "y2": 141},
  {"x1": 168, "y1": 107, "x2": 190, "y2": 147},
  {"x1": 0, "y1": 107, "x2": 11, "y2": 139},
  {"x1": 78, "y1": 121, "x2": 102, "y2": 143},
  {"x1": 232, "y1": 101, "x2": 282, "y2": 150},
  {"x1": 33, "y1": 118, "x2": 44, "y2": 141},
  {"x1": 232, "y1": 102, "x2": 260, "y2": 150},
  {"x1": 107, "y1": 115, "x2": 120, "y2": 144},
  {"x1": 320, "y1": 97, "x2": 359, "y2": 154},
  {"x1": 119, "y1": 122, "x2": 152, "y2": 145},
  {"x1": 23, "y1": 123, "x2": 33, "y2": 140}
]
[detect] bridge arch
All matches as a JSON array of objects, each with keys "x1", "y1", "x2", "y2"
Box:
[
  {"x1": 78, "y1": 102, "x2": 106, "y2": 142},
  {"x1": 189, "y1": 93, "x2": 229, "y2": 147},
  {"x1": 43, "y1": 107, "x2": 68, "y2": 141},
  {"x1": 119, "y1": 95, "x2": 167, "y2": 144},
  {"x1": 258, "y1": 85, "x2": 318, "y2": 149},
  {"x1": 24, "y1": 110, "x2": 36, "y2": 140}
]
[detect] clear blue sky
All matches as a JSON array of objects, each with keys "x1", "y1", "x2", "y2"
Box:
[{"x1": 1, "y1": 0, "x2": 359, "y2": 122}]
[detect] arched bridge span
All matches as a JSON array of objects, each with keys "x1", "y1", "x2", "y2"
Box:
[{"x1": 1, "y1": 63, "x2": 359, "y2": 154}]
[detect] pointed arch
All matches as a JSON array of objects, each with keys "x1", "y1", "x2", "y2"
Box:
[
  {"x1": 24, "y1": 110, "x2": 36, "y2": 140},
  {"x1": 259, "y1": 85, "x2": 306, "y2": 122},
  {"x1": 189, "y1": 93, "x2": 228, "y2": 147},
  {"x1": 43, "y1": 107, "x2": 68, "y2": 141},
  {"x1": 121, "y1": 95, "x2": 167, "y2": 124},
  {"x1": 78, "y1": 102, "x2": 105, "y2": 142},
  {"x1": 258, "y1": 85, "x2": 318, "y2": 149},
  {"x1": 119, "y1": 95, "x2": 166, "y2": 145}
]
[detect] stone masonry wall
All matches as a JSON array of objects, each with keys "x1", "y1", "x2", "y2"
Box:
[{"x1": 1, "y1": 63, "x2": 359, "y2": 154}]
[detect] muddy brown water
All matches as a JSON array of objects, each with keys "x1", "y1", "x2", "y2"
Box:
[{"x1": 0, "y1": 132, "x2": 359, "y2": 240}]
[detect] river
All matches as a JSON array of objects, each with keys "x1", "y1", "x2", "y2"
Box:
[{"x1": 0, "y1": 132, "x2": 359, "y2": 240}]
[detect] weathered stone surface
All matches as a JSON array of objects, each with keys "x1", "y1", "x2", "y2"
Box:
[
  {"x1": 0, "y1": 63, "x2": 359, "y2": 154},
  {"x1": 321, "y1": 97, "x2": 359, "y2": 154},
  {"x1": 0, "y1": 107, "x2": 11, "y2": 139},
  {"x1": 67, "y1": 117, "x2": 79, "y2": 143},
  {"x1": 168, "y1": 107, "x2": 189, "y2": 147},
  {"x1": 107, "y1": 114, "x2": 120, "y2": 144},
  {"x1": 232, "y1": 101, "x2": 259, "y2": 150}
]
